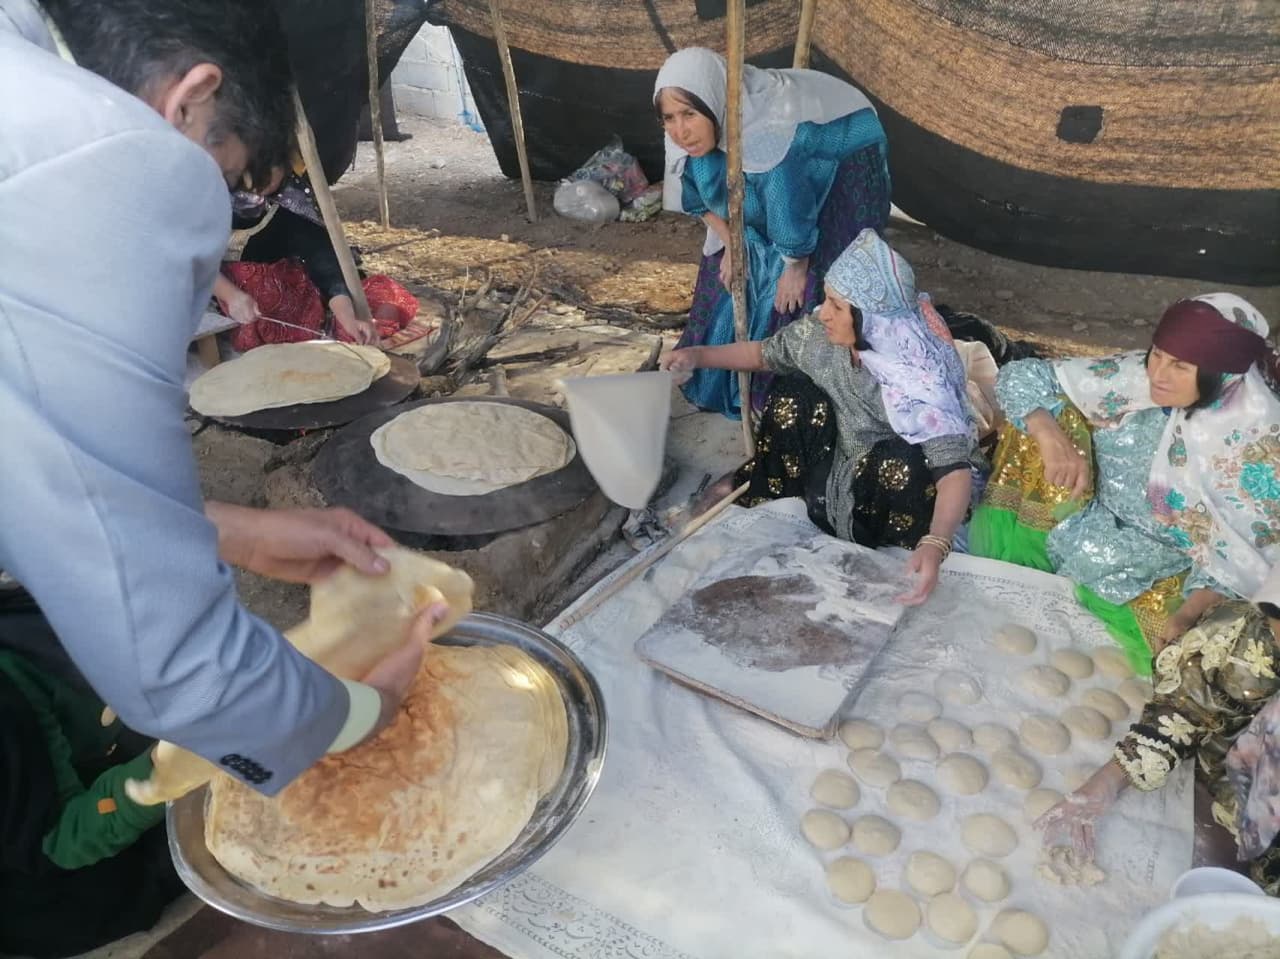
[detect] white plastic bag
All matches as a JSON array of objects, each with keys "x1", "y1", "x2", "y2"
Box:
[{"x1": 553, "y1": 180, "x2": 620, "y2": 224}]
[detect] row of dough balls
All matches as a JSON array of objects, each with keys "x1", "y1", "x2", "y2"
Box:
[
  {"x1": 822, "y1": 850, "x2": 1047, "y2": 954},
  {"x1": 996, "y1": 623, "x2": 1151, "y2": 713}
]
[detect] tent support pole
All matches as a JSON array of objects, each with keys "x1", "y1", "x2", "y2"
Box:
[
  {"x1": 793, "y1": 0, "x2": 817, "y2": 68},
  {"x1": 487, "y1": 0, "x2": 538, "y2": 222},
  {"x1": 366, "y1": 0, "x2": 390, "y2": 228},
  {"x1": 725, "y1": 0, "x2": 754, "y2": 455}
]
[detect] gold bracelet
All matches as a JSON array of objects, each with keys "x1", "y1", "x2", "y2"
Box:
[{"x1": 916, "y1": 534, "x2": 953, "y2": 560}]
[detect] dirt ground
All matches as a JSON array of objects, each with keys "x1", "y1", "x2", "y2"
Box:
[{"x1": 333, "y1": 117, "x2": 1279, "y2": 358}]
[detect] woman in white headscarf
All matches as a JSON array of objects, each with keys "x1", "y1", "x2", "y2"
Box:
[
  {"x1": 974, "y1": 294, "x2": 1280, "y2": 672},
  {"x1": 663, "y1": 230, "x2": 986, "y2": 605},
  {"x1": 655, "y1": 47, "x2": 889, "y2": 419}
]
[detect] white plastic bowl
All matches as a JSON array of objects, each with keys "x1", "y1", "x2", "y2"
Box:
[
  {"x1": 1171, "y1": 866, "x2": 1265, "y2": 900},
  {"x1": 1118, "y1": 892, "x2": 1280, "y2": 959}
]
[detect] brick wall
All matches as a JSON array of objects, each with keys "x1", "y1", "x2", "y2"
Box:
[{"x1": 390, "y1": 24, "x2": 480, "y2": 125}]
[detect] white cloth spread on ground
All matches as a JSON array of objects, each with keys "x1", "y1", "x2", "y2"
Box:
[{"x1": 451, "y1": 500, "x2": 1194, "y2": 959}]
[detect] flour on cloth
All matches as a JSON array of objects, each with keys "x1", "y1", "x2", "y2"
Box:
[
  {"x1": 371, "y1": 401, "x2": 576, "y2": 496},
  {"x1": 189, "y1": 342, "x2": 390, "y2": 416}
]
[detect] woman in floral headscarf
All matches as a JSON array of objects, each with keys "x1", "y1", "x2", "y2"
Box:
[
  {"x1": 972, "y1": 294, "x2": 1280, "y2": 672},
  {"x1": 662, "y1": 229, "x2": 987, "y2": 604},
  {"x1": 1038, "y1": 565, "x2": 1280, "y2": 895},
  {"x1": 655, "y1": 47, "x2": 890, "y2": 418}
]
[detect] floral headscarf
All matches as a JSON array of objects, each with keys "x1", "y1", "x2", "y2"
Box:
[
  {"x1": 1054, "y1": 294, "x2": 1280, "y2": 599},
  {"x1": 824, "y1": 229, "x2": 976, "y2": 445}
]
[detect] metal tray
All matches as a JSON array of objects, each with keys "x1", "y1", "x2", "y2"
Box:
[{"x1": 167, "y1": 613, "x2": 607, "y2": 933}]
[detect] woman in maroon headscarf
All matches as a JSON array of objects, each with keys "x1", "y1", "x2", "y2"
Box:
[{"x1": 971, "y1": 294, "x2": 1280, "y2": 672}]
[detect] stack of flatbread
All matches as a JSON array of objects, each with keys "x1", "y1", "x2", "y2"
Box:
[
  {"x1": 371, "y1": 401, "x2": 576, "y2": 495},
  {"x1": 189, "y1": 342, "x2": 390, "y2": 417}
]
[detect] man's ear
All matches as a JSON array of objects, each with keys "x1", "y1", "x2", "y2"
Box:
[{"x1": 157, "y1": 63, "x2": 223, "y2": 130}]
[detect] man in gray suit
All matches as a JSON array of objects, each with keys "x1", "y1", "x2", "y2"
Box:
[{"x1": 0, "y1": 0, "x2": 437, "y2": 814}]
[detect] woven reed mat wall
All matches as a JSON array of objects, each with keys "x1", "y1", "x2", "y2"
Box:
[{"x1": 437, "y1": 0, "x2": 798, "y2": 70}]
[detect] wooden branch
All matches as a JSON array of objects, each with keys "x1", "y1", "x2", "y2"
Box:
[
  {"x1": 365, "y1": 0, "x2": 390, "y2": 228},
  {"x1": 724, "y1": 0, "x2": 755, "y2": 456},
  {"x1": 487, "y1": 0, "x2": 538, "y2": 222},
  {"x1": 793, "y1": 0, "x2": 818, "y2": 68},
  {"x1": 291, "y1": 88, "x2": 374, "y2": 324}
]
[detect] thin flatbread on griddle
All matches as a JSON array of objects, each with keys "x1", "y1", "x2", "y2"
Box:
[
  {"x1": 124, "y1": 547, "x2": 474, "y2": 806},
  {"x1": 189, "y1": 342, "x2": 391, "y2": 417},
  {"x1": 371, "y1": 402, "x2": 575, "y2": 496},
  {"x1": 205, "y1": 642, "x2": 569, "y2": 911}
]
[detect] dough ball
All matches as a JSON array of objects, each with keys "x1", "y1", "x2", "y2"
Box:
[
  {"x1": 811, "y1": 769, "x2": 860, "y2": 809},
  {"x1": 962, "y1": 858, "x2": 1011, "y2": 902},
  {"x1": 1049, "y1": 649, "x2": 1095, "y2": 679},
  {"x1": 864, "y1": 889, "x2": 921, "y2": 941},
  {"x1": 994, "y1": 623, "x2": 1037, "y2": 654},
  {"x1": 1082, "y1": 687, "x2": 1129, "y2": 722},
  {"x1": 1061, "y1": 705, "x2": 1111, "y2": 742},
  {"x1": 1092, "y1": 646, "x2": 1132, "y2": 680},
  {"x1": 1023, "y1": 788, "x2": 1064, "y2": 824},
  {"x1": 1019, "y1": 714, "x2": 1072, "y2": 755},
  {"x1": 801, "y1": 809, "x2": 850, "y2": 850},
  {"x1": 992, "y1": 908, "x2": 1050, "y2": 956},
  {"x1": 1063, "y1": 763, "x2": 1096, "y2": 791},
  {"x1": 1117, "y1": 677, "x2": 1152, "y2": 713},
  {"x1": 927, "y1": 891, "x2": 979, "y2": 944},
  {"x1": 935, "y1": 670, "x2": 984, "y2": 706},
  {"x1": 899, "y1": 691, "x2": 943, "y2": 723},
  {"x1": 969, "y1": 946, "x2": 1013, "y2": 959},
  {"x1": 973, "y1": 723, "x2": 1017, "y2": 754},
  {"x1": 838, "y1": 718, "x2": 884, "y2": 751},
  {"x1": 905, "y1": 851, "x2": 956, "y2": 896},
  {"x1": 890, "y1": 723, "x2": 941, "y2": 761},
  {"x1": 848, "y1": 748, "x2": 901, "y2": 787},
  {"x1": 929, "y1": 717, "x2": 974, "y2": 753},
  {"x1": 1018, "y1": 665, "x2": 1071, "y2": 698},
  {"x1": 852, "y1": 815, "x2": 902, "y2": 856},
  {"x1": 961, "y1": 813, "x2": 1019, "y2": 858},
  {"x1": 939, "y1": 753, "x2": 989, "y2": 795},
  {"x1": 886, "y1": 779, "x2": 941, "y2": 821},
  {"x1": 825, "y1": 856, "x2": 875, "y2": 904},
  {"x1": 991, "y1": 749, "x2": 1043, "y2": 790}
]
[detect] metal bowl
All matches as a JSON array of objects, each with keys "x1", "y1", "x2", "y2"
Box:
[{"x1": 167, "y1": 613, "x2": 607, "y2": 933}]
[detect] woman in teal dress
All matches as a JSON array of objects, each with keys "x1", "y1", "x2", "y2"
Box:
[{"x1": 655, "y1": 47, "x2": 890, "y2": 418}]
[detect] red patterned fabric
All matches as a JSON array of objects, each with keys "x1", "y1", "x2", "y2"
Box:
[{"x1": 221, "y1": 261, "x2": 419, "y2": 352}]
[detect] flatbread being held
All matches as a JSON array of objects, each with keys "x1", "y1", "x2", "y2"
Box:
[
  {"x1": 189, "y1": 342, "x2": 390, "y2": 417},
  {"x1": 205, "y1": 641, "x2": 569, "y2": 910},
  {"x1": 124, "y1": 547, "x2": 474, "y2": 805}
]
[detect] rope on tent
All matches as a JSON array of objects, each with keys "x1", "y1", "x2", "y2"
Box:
[
  {"x1": 291, "y1": 87, "x2": 374, "y2": 325},
  {"x1": 366, "y1": 0, "x2": 390, "y2": 228},
  {"x1": 487, "y1": 0, "x2": 538, "y2": 222},
  {"x1": 725, "y1": 0, "x2": 755, "y2": 456},
  {"x1": 794, "y1": 0, "x2": 817, "y2": 68}
]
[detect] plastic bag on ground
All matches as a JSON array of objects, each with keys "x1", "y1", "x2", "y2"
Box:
[{"x1": 554, "y1": 180, "x2": 621, "y2": 223}]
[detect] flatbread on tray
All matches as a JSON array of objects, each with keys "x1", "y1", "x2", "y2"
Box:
[{"x1": 189, "y1": 342, "x2": 391, "y2": 417}]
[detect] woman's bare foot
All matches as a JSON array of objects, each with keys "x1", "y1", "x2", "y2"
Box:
[{"x1": 691, "y1": 468, "x2": 744, "y2": 517}]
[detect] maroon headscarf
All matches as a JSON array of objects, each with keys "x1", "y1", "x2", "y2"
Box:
[{"x1": 1152, "y1": 299, "x2": 1269, "y2": 374}]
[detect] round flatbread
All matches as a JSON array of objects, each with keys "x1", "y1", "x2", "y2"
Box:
[
  {"x1": 190, "y1": 342, "x2": 390, "y2": 417},
  {"x1": 372, "y1": 402, "x2": 576, "y2": 496}
]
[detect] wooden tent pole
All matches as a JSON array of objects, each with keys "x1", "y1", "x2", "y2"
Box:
[
  {"x1": 725, "y1": 0, "x2": 754, "y2": 455},
  {"x1": 365, "y1": 0, "x2": 390, "y2": 228},
  {"x1": 487, "y1": 0, "x2": 538, "y2": 222},
  {"x1": 291, "y1": 87, "x2": 373, "y2": 323},
  {"x1": 793, "y1": 0, "x2": 818, "y2": 68}
]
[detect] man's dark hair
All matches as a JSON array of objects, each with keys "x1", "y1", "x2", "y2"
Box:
[{"x1": 40, "y1": 0, "x2": 295, "y2": 189}]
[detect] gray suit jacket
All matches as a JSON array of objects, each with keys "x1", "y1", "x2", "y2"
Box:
[{"x1": 0, "y1": 7, "x2": 349, "y2": 793}]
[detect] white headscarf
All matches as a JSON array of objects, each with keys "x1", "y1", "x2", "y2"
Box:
[
  {"x1": 1054, "y1": 294, "x2": 1280, "y2": 599},
  {"x1": 654, "y1": 47, "x2": 875, "y2": 251}
]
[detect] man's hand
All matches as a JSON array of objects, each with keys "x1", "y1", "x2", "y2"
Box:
[
  {"x1": 1026, "y1": 409, "x2": 1089, "y2": 498},
  {"x1": 896, "y1": 544, "x2": 942, "y2": 606},
  {"x1": 330, "y1": 294, "x2": 379, "y2": 345},
  {"x1": 773, "y1": 260, "x2": 809, "y2": 315},
  {"x1": 206, "y1": 503, "x2": 393, "y2": 583},
  {"x1": 357, "y1": 603, "x2": 450, "y2": 743}
]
